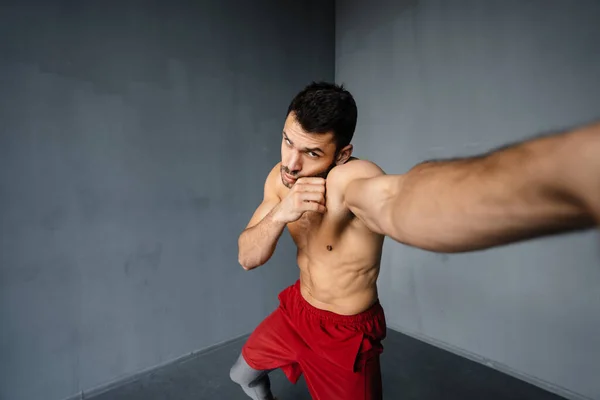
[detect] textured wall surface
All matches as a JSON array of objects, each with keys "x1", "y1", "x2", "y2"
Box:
[{"x1": 0, "y1": 1, "x2": 335, "y2": 399}]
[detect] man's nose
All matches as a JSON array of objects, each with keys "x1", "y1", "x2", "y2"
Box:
[{"x1": 286, "y1": 152, "x2": 302, "y2": 174}]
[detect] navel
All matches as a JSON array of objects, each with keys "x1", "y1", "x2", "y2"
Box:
[{"x1": 326, "y1": 245, "x2": 333, "y2": 251}]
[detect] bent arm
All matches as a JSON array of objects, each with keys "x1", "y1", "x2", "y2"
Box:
[
  {"x1": 238, "y1": 201, "x2": 286, "y2": 269},
  {"x1": 238, "y1": 166, "x2": 286, "y2": 270},
  {"x1": 346, "y1": 121, "x2": 600, "y2": 253}
]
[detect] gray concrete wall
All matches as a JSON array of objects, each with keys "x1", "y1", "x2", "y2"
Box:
[
  {"x1": 0, "y1": 1, "x2": 334, "y2": 399},
  {"x1": 336, "y1": 1, "x2": 600, "y2": 399}
]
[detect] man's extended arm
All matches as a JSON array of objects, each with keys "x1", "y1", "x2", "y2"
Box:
[{"x1": 346, "y1": 121, "x2": 600, "y2": 253}]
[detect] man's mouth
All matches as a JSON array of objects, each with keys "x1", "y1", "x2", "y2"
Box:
[{"x1": 284, "y1": 172, "x2": 297, "y2": 183}]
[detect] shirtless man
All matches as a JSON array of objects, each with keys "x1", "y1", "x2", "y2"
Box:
[{"x1": 230, "y1": 82, "x2": 600, "y2": 400}]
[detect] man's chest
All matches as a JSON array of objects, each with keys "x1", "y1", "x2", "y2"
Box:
[
  {"x1": 288, "y1": 211, "x2": 324, "y2": 236},
  {"x1": 277, "y1": 178, "x2": 352, "y2": 249},
  {"x1": 286, "y1": 199, "x2": 351, "y2": 250}
]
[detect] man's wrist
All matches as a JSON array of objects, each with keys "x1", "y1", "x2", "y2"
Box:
[{"x1": 267, "y1": 204, "x2": 287, "y2": 226}]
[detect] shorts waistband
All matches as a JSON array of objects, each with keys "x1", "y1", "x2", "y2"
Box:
[{"x1": 289, "y1": 280, "x2": 383, "y2": 324}]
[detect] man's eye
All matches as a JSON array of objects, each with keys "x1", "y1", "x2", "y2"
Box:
[{"x1": 308, "y1": 152, "x2": 319, "y2": 158}]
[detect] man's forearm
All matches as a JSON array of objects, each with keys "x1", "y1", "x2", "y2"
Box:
[
  {"x1": 385, "y1": 121, "x2": 599, "y2": 252},
  {"x1": 238, "y1": 207, "x2": 287, "y2": 270}
]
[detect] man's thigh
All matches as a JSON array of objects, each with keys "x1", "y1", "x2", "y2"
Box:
[
  {"x1": 301, "y1": 353, "x2": 382, "y2": 400},
  {"x1": 241, "y1": 307, "x2": 304, "y2": 383}
]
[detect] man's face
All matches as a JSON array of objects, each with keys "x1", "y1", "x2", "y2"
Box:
[{"x1": 280, "y1": 113, "x2": 340, "y2": 188}]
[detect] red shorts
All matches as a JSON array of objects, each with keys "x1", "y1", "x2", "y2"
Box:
[{"x1": 242, "y1": 280, "x2": 387, "y2": 400}]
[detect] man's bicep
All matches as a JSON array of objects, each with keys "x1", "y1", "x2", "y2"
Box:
[
  {"x1": 345, "y1": 175, "x2": 397, "y2": 235},
  {"x1": 336, "y1": 160, "x2": 395, "y2": 235}
]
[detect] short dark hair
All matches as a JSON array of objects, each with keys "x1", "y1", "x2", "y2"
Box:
[{"x1": 286, "y1": 81, "x2": 357, "y2": 149}]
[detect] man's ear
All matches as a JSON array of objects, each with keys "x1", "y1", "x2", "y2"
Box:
[{"x1": 335, "y1": 144, "x2": 353, "y2": 165}]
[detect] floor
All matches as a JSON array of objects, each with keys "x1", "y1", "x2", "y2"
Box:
[{"x1": 89, "y1": 329, "x2": 566, "y2": 400}]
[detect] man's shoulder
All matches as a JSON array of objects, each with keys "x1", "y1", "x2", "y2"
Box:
[
  {"x1": 264, "y1": 162, "x2": 283, "y2": 198},
  {"x1": 328, "y1": 158, "x2": 385, "y2": 188},
  {"x1": 267, "y1": 162, "x2": 282, "y2": 179}
]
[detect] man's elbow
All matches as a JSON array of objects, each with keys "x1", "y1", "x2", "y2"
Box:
[
  {"x1": 237, "y1": 254, "x2": 248, "y2": 270},
  {"x1": 237, "y1": 253, "x2": 264, "y2": 271},
  {"x1": 237, "y1": 234, "x2": 256, "y2": 270},
  {"x1": 237, "y1": 254, "x2": 254, "y2": 271}
]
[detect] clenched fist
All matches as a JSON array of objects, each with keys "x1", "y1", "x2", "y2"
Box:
[{"x1": 273, "y1": 177, "x2": 326, "y2": 223}]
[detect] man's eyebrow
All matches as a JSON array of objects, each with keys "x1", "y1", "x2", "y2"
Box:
[
  {"x1": 282, "y1": 131, "x2": 293, "y2": 145},
  {"x1": 283, "y1": 131, "x2": 324, "y2": 154},
  {"x1": 304, "y1": 146, "x2": 324, "y2": 154}
]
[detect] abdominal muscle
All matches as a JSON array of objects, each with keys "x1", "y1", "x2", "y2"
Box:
[
  {"x1": 296, "y1": 249, "x2": 382, "y2": 316},
  {"x1": 284, "y1": 182, "x2": 386, "y2": 316}
]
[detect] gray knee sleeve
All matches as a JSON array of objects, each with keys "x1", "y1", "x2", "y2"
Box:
[{"x1": 229, "y1": 353, "x2": 274, "y2": 400}]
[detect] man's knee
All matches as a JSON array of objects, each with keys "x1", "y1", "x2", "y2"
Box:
[
  {"x1": 230, "y1": 353, "x2": 257, "y2": 385},
  {"x1": 229, "y1": 355, "x2": 245, "y2": 384}
]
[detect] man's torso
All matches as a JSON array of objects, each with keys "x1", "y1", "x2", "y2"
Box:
[{"x1": 273, "y1": 159, "x2": 385, "y2": 315}]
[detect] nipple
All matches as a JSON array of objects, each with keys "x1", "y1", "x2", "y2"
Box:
[{"x1": 327, "y1": 245, "x2": 333, "y2": 251}]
